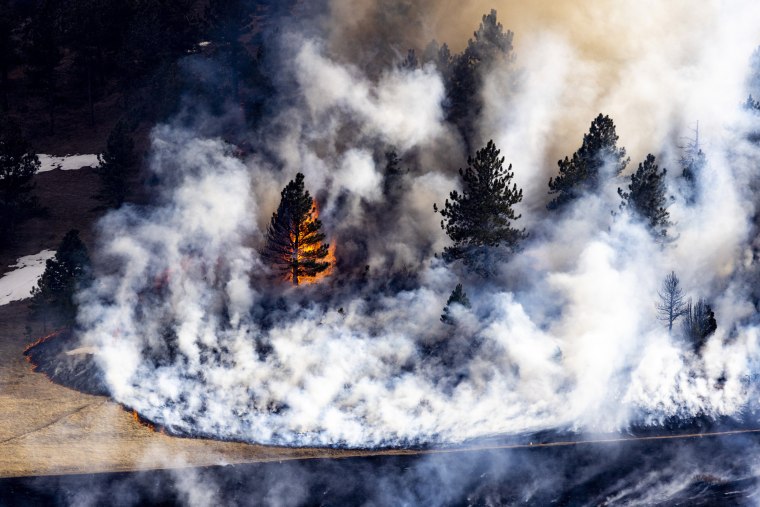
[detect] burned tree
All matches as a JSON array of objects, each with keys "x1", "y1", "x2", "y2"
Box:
[
  {"x1": 679, "y1": 124, "x2": 706, "y2": 204},
  {"x1": 657, "y1": 271, "x2": 687, "y2": 333},
  {"x1": 435, "y1": 140, "x2": 526, "y2": 276},
  {"x1": 547, "y1": 114, "x2": 629, "y2": 210},
  {"x1": 262, "y1": 173, "x2": 330, "y2": 286},
  {"x1": 681, "y1": 298, "x2": 717, "y2": 352},
  {"x1": 618, "y1": 154, "x2": 672, "y2": 241}
]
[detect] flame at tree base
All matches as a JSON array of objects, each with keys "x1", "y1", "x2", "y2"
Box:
[{"x1": 297, "y1": 241, "x2": 336, "y2": 285}]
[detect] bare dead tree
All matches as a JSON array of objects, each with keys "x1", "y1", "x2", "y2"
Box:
[{"x1": 657, "y1": 271, "x2": 687, "y2": 332}]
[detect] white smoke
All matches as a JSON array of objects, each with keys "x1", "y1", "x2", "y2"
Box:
[{"x1": 74, "y1": 3, "x2": 760, "y2": 449}]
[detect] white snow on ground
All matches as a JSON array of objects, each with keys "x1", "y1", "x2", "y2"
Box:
[
  {"x1": 0, "y1": 250, "x2": 55, "y2": 306},
  {"x1": 37, "y1": 154, "x2": 100, "y2": 173}
]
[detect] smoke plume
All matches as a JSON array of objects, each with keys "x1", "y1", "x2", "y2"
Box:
[{"x1": 71, "y1": 0, "x2": 760, "y2": 449}]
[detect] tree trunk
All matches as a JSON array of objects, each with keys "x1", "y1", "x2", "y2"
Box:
[
  {"x1": 292, "y1": 234, "x2": 299, "y2": 285},
  {"x1": 87, "y1": 61, "x2": 95, "y2": 127}
]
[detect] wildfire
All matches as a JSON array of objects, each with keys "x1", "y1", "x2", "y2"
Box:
[
  {"x1": 288, "y1": 200, "x2": 335, "y2": 285},
  {"x1": 130, "y1": 408, "x2": 156, "y2": 432},
  {"x1": 298, "y1": 242, "x2": 336, "y2": 284},
  {"x1": 23, "y1": 329, "x2": 65, "y2": 355}
]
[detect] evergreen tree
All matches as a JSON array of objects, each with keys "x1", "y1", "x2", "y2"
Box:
[
  {"x1": 205, "y1": 0, "x2": 254, "y2": 102},
  {"x1": 63, "y1": 0, "x2": 124, "y2": 127},
  {"x1": 0, "y1": 0, "x2": 17, "y2": 112},
  {"x1": 681, "y1": 298, "x2": 717, "y2": 353},
  {"x1": 446, "y1": 10, "x2": 513, "y2": 150},
  {"x1": 435, "y1": 140, "x2": 526, "y2": 276},
  {"x1": 618, "y1": 154, "x2": 672, "y2": 240},
  {"x1": 744, "y1": 94, "x2": 760, "y2": 113},
  {"x1": 441, "y1": 283, "x2": 471, "y2": 325},
  {"x1": 747, "y1": 46, "x2": 760, "y2": 99},
  {"x1": 95, "y1": 119, "x2": 136, "y2": 208},
  {"x1": 400, "y1": 49, "x2": 418, "y2": 70},
  {"x1": 30, "y1": 230, "x2": 91, "y2": 325},
  {"x1": 24, "y1": 0, "x2": 63, "y2": 134},
  {"x1": 547, "y1": 114, "x2": 629, "y2": 210},
  {"x1": 0, "y1": 121, "x2": 40, "y2": 242},
  {"x1": 679, "y1": 124, "x2": 706, "y2": 203},
  {"x1": 262, "y1": 173, "x2": 330, "y2": 285},
  {"x1": 421, "y1": 39, "x2": 452, "y2": 77},
  {"x1": 657, "y1": 271, "x2": 687, "y2": 333},
  {"x1": 382, "y1": 149, "x2": 407, "y2": 201}
]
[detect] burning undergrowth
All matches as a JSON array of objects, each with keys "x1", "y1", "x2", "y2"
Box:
[
  {"x1": 24, "y1": 330, "x2": 108, "y2": 397},
  {"x1": 26, "y1": 4, "x2": 760, "y2": 449}
]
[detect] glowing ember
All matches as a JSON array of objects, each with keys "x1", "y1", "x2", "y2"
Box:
[
  {"x1": 295, "y1": 203, "x2": 335, "y2": 285},
  {"x1": 278, "y1": 199, "x2": 333, "y2": 285}
]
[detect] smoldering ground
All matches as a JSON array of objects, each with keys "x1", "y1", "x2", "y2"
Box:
[
  {"x1": 34, "y1": 0, "x2": 760, "y2": 458},
  {"x1": 6, "y1": 432, "x2": 760, "y2": 506}
]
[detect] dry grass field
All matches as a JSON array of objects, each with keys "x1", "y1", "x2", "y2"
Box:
[{"x1": 0, "y1": 169, "x2": 383, "y2": 479}]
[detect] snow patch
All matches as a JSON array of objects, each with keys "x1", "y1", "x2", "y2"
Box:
[
  {"x1": 0, "y1": 250, "x2": 55, "y2": 305},
  {"x1": 37, "y1": 154, "x2": 100, "y2": 173}
]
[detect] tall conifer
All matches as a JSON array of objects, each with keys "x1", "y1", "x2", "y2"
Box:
[
  {"x1": 435, "y1": 140, "x2": 526, "y2": 276},
  {"x1": 262, "y1": 173, "x2": 330, "y2": 285}
]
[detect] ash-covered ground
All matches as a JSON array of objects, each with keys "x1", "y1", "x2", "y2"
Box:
[{"x1": 4, "y1": 431, "x2": 760, "y2": 506}]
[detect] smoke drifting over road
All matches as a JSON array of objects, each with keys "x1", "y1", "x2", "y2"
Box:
[{"x1": 73, "y1": 1, "x2": 760, "y2": 448}]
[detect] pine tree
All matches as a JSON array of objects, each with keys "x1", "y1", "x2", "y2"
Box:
[
  {"x1": 400, "y1": 49, "x2": 418, "y2": 70},
  {"x1": 679, "y1": 124, "x2": 706, "y2": 204},
  {"x1": 262, "y1": 173, "x2": 330, "y2": 285},
  {"x1": 744, "y1": 94, "x2": 760, "y2": 113},
  {"x1": 435, "y1": 140, "x2": 526, "y2": 276},
  {"x1": 547, "y1": 114, "x2": 629, "y2": 210},
  {"x1": 618, "y1": 154, "x2": 672, "y2": 240},
  {"x1": 0, "y1": 121, "x2": 40, "y2": 241},
  {"x1": 441, "y1": 283, "x2": 471, "y2": 325},
  {"x1": 63, "y1": 0, "x2": 123, "y2": 127},
  {"x1": 446, "y1": 10, "x2": 513, "y2": 151},
  {"x1": 657, "y1": 271, "x2": 687, "y2": 333},
  {"x1": 30, "y1": 230, "x2": 91, "y2": 325},
  {"x1": 95, "y1": 119, "x2": 136, "y2": 208},
  {"x1": 24, "y1": 0, "x2": 63, "y2": 134},
  {"x1": 0, "y1": 0, "x2": 17, "y2": 112},
  {"x1": 382, "y1": 149, "x2": 408, "y2": 201},
  {"x1": 205, "y1": 0, "x2": 254, "y2": 102},
  {"x1": 421, "y1": 40, "x2": 452, "y2": 77},
  {"x1": 681, "y1": 298, "x2": 717, "y2": 353}
]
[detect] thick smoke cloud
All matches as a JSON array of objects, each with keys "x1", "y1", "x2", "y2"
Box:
[{"x1": 70, "y1": 0, "x2": 760, "y2": 449}]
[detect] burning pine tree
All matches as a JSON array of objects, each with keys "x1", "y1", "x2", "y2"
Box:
[{"x1": 262, "y1": 173, "x2": 330, "y2": 285}]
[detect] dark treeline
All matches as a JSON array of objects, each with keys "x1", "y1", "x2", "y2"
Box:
[
  {"x1": 0, "y1": 0, "x2": 299, "y2": 248},
  {"x1": 12, "y1": 4, "x2": 760, "y2": 366},
  {"x1": 0, "y1": 0, "x2": 294, "y2": 137}
]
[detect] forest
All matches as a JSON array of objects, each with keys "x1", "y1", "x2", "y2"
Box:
[{"x1": 3, "y1": 1, "x2": 760, "y2": 450}]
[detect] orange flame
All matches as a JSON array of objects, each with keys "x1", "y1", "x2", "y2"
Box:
[
  {"x1": 131, "y1": 408, "x2": 156, "y2": 432},
  {"x1": 24, "y1": 330, "x2": 61, "y2": 353},
  {"x1": 289, "y1": 200, "x2": 335, "y2": 285}
]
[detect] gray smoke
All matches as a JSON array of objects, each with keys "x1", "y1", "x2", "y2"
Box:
[{"x1": 73, "y1": 2, "x2": 760, "y2": 448}]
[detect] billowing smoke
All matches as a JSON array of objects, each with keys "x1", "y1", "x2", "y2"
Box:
[{"x1": 72, "y1": 1, "x2": 760, "y2": 448}]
